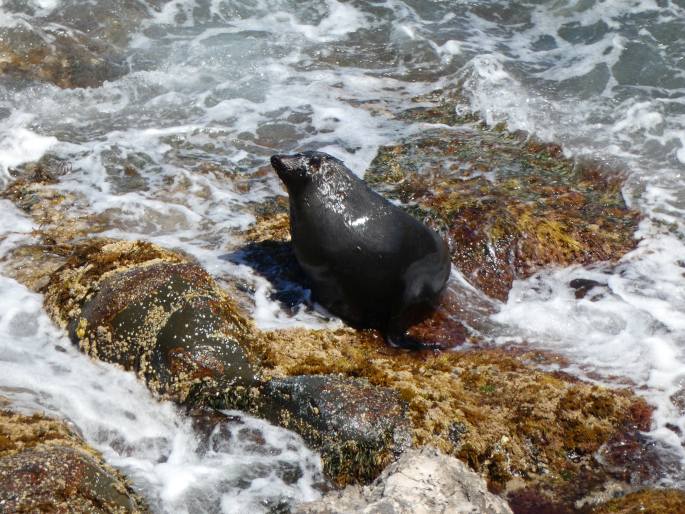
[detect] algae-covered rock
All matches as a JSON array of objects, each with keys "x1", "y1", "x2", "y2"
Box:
[
  {"x1": 295, "y1": 447, "x2": 513, "y2": 514},
  {"x1": 0, "y1": 409, "x2": 146, "y2": 512},
  {"x1": 591, "y1": 489, "x2": 685, "y2": 514},
  {"x1": 259, "y1": 328, "x2": 652, "y2": 499},
  {"x1": 41, "y1": 238, "x2": 410, "y2": 486},
  {"x1": 260, "y1": 374, "x2": 411, "y2": 485},
  {"x1": 43, "y1": 239, "x2": 260, "y2": 404},
  {"x1": 366, "y1": 90, "x2": 640, "y2": 301},
  {"x1": 0, "y1": 23, "x2": 127, "y2": 88},
  {"x1": 0, "y1": 163, "x2": 109, "y2": 290}
]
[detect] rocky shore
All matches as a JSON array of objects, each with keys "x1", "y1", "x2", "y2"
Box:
[
  {"x1": 1, "y1": 101, "x2": 680, "y2": 511},
  {"x1": 0, "y1": 14, "x2": 678, "y2": 508}
]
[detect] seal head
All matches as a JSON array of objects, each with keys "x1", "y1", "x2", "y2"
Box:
[{"x1": 271, "y1": 151, "x2": 451, "y2": 346}]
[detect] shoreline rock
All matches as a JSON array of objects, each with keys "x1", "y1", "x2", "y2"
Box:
[
  {"x1": 0, "y1": 23, "x2": 128, "y2": 89},
  {"x1": 0, "y1": 408, "x2": 146, "y2": 512},
  {"x1": 366, "y1": 89, "x2": 641, "y2": 301},
  {"x1": 294, "y1": 447, "x2": 513, "y2": 514},
  {"x1": 40, "y1": 238, "x2": 412, "y2": 486},
  {"x1": 43, "y1": 239, "x2": 261, "y2": 405}
]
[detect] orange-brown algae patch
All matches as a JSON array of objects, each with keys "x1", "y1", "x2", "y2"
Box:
[
  {"x1": 258, "y1": 327, "x2": 650, "y2": 492},
  {"x1": 591, "y1": 489, "x2": 685, "y2": 514},
  {"x1": 0, "y1": 409, "x2": 146, "y2": 512}
]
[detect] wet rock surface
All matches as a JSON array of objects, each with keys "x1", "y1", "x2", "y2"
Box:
[
  {"x1": 294, "y1": 447, "x2": 513, "y2": 514},
  {"x1": 0, "y1": 408, "x2": 146, "y2": 512},
  {"x1": 0, "y1": 0, "x2": 170, "y2": 88},
  {"x1": 38, "y1": 238, "x2": 410, "y2": 487},
  {"x1": 260, "y1": 374, "x2": 411, "y2": 485},
  {"x1": 366, "y1": 89, "x2": 641, "y2": 301},
  {"x1": 261, "y1": 328, "x2": 657, "y2": 506},
  {"x1": 43, "y1": 239, "x2": 260, "y2": 404},
  {"x1": 0, "y1": 24, "x2": 128, "y2": 89}
]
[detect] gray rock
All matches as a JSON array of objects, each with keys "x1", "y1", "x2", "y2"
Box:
[{"x1": 294, "y1": 447, "x2": 513, "y2": 514}]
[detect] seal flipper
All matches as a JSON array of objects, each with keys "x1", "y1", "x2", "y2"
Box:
[
  {"x1": 385, "y1": 328, "x2": 446, "y2": 351},
  {"x1": 384, "y1": 302, "x2": 443, "y2": 350}
]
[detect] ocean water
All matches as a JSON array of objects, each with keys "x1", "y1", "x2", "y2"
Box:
[{"x1": 0, "y1": 0, "x2": 685, "y2": 510}]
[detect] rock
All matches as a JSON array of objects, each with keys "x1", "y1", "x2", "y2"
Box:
[
  {"x1": 40, "y1": 238, "x2": 409, "y2": 486},
  {"x1": 0, "y1": 23, "x2": 128, "y2": 88},
  {"x1": 0, "y1": 166, "x2": 109, "y2": 291},
  {"x1": 366, "y1": 89, "x2": 640, "y2": 301},
  {"x1": 260, "y1": 328, "x2": 654, "y2": 501},
  {"x1": 44, "y1": 0, "x2": 164, "y2": 49},
  {"x1": 591, "y1": 488, "x2": 685, "y2": 514},
  {"x1": 596, "y1": 426, "x2": 683, "y2": 485},
  {"x1": 0, "y1": 409, "x2": 146, "y2": 512},
  {"x1": 259, "y1": 374, "x2": 411, "y2": 485},
  {"x1": 43, "y1": 239, "x2": 261, "y2": 404},
  {"x1": 569, "y1": 278, "x2": 608, "y2": 300},
  {"x1": 0, "y1": 0, "x2": 172, "y2": 88},
  {"x1": 294, "y1": 447, "x2": 513, "y2": 514}
]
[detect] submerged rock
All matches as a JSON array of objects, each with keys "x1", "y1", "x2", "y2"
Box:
[
  {"x1": 295, "y1": 447, "x2": 513, "y2": 514},
  {"x1": 43, "y1": 239, "x2": 260, "y2": 404},
  {"x1": 366, "y1": 90, "x2": 640, "y2": 301},
  {"x1": 0, "y1": 408, "x2": 146, "y2": 512},
  {"x1": 0, "y1": 0, "x2": 171, "y2": 88}
]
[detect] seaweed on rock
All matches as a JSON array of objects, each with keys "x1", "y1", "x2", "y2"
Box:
[{"x1": 366, "y1": 89, "x2": 641, "y2": 301}]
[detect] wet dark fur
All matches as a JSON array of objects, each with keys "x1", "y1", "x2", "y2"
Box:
[{"x1": 271, "y1": 151, "x2": 450, "y2": 345}]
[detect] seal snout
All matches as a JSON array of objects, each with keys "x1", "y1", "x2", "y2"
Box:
[
  {"x1": 270, "y1": 154, "x2": 286, "y2": 169},
  {"x1": 270, "y1": 153, "x2": 308, "y2": 185}
]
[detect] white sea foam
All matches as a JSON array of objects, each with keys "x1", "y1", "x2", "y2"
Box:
[{"x1": 0, "y1": 118, "x2": 58, "y2": 184}]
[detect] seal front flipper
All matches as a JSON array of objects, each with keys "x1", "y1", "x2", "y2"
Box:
[{"x1": 384, "y1": 300, "x2": 442, "y2": 350}]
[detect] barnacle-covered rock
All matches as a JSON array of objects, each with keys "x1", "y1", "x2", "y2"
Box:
[
  {"x1": 260, "y1": 374, "x2": 411, "y2": 485},
  {"x1": 0, "y1": 409, "x2": 146, "y2": 512},
  {"x1": 260, "y1": 328, "x2": 656, "y2": 501},
  {"x1": 43, "y1": 239, "x2": 260, "y2": 404}
]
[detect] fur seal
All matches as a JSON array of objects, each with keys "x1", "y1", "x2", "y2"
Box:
[{"x1": 271, "y1": 151, "x2": 450, "y2": 346}]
